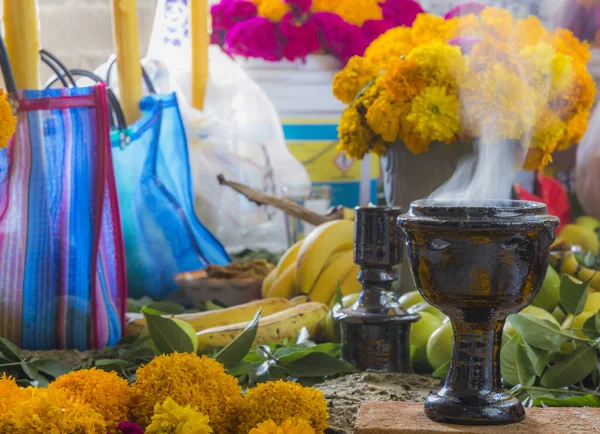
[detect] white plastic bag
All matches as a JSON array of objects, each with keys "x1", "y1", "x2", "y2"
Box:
[{"x1": 146, "y1": 0, "x2": 311, "y2": 253}]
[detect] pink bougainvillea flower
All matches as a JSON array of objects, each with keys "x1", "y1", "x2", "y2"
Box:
[
  {"x1": 444, "y1": 2, "x2": 486, "y2": 19},
  {"x1": 310, "y1": 12, "x2": 367, "y2": 64},
  {"x1": 226, "y1": 17, "x2": 284, "y2": 61},
  {"x1": 362, "y1": 19, "x2": 394, "y2": 42},
  {"x1": 381, "y1": 0, "x2": 424, "y2": 27},
  {"x1": 284, "y1": 0, "x2": 312, "y2": 15},
  {"x1": 118, "y1": 421, "x2": 144, "y2": 434},
  {"x1": 449, "y1": 36, "x2": 483, "y2": 54},
  {"x1": 280, "y1": 13, "x2": 320, "y2": 61}
]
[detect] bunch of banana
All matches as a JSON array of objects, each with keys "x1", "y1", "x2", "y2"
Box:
[
  {"x1": 261, "y1": 220, "x2": 362, "y2": 306},
  {"x1": 124, "y1": 297, "x2": 293, "y2": 336},
  {"x1": 550, "y1": 251, "x2": 600, "y2": 291},
  {"x1": 196, "y1": 301, "x2": 329, "y2": 353}
]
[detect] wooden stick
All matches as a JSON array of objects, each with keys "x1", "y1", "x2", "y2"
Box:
[
  {"x1": 190, "y1": 0, "x2": 209, "y2": 111},
  {"x1": 217, "y1": 174, "x2": 344, "y2": 226}
]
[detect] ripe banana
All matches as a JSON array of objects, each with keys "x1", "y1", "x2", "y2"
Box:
[
  {"x1": 125, "y1": 297, "x2": 293, "y2": 336},
  {"x1": 196, "y1": 302, "x2": 329, "y2": 353},
  {"x1": 309, "y1": 250, "x2": 356, "y2": 305},
  {"x1": 266, "y1": 263, "x2": 297, "y2": 299},
  {"x1": 328, "y1": 264, "x2": 362, "y2": 308},
  {"x1": 261, "y1": 268, "x2": 278, "y2": 298},
  {"x1": 290, "y1": 295, "x2": 309, "y2": 305},
  {"x1": 296, "y1": 220, "x2": 355, "y2": 295},
  {"x1": 550, "y1": 251, "x2": 600, "y2": 291},
  {"x1": 275, "y1": 239, "x2": 303, "y2": 278}
]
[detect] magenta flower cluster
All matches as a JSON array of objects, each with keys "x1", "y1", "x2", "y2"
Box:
[{"x1": 211, "y1": 0, "x2": 425, "y2": 65}]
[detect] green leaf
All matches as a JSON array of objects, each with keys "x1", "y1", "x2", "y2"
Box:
[
  {"x1": 501, "y1": 333, "x2": 520, "y2": 386},
  {"x1": 146, "y1": 301, "x2": 186, "y2": 315},
  {"x1": 332, "y1": 282, "x2": 344, "y2": 310},
  {"x1": 560, "y1": 275, "x2": 591, "y2": 316},
  {"x1": 533, "y1": 394, "x2": 600, "y2": 408},
  {"x1": 0, "y1": 338, "x2": 23, "y2": 361},
  {"x1": 127, "y1": 296, "x2": 154, "y2": 313},
  {"x1": 278, "y1": 352, "x2": 356, "y2": 377},
  {"x1": 432, "y1": 361, "x2": 450, "y2": 379},
  {"x1": 214, "y1": 308, "x2": 261, "y2": 370},
  {"x1": 583, "y1": 313, "x2": 600, "y2": 340},
  {"x1": 142, "y1": 307, "x2": 195, "y2": 355},
  {"x1": 541, "y1": 346, "x2": 597, "y2": 388},
  {"x1": 20, "y1": 361, "x2": 39, "y2": 381},
  {"x1": 523, "y1": 341, "x2": 549, "y2": 377},
  {"x1": 508, "y1": 313, "x2": 567, "y2": 352},
  {"x1": 95, "y1": 359, "x2": 137, "y2": 376},
  {"x1": 32, "y1": 360, "x2": 73, "y2": 379},
  {"x1": 516, "y1": 339, "x2": 536, "y2": 387}
]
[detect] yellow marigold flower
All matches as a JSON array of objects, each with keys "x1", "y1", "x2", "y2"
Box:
[
  {"x1": 526, "y1": 109, "x2": 566, "y2": 154},
  {"x1": 382, "y1": 58, "x2": 428, "y2": 103},
  {"x1": 257, "y1": 0, "x2": 289, "y2": 22},
  {"x1": 550, "y1": 52, "x2": 575, "y2": 99},
  {"x1": 451, "y1": 14, "x2": 482, "y2": 39},
  {"x1": 407, "y1": 86, "x2": 459, "y2": 143},
  {"x1": 522, "y1": 147, "x2": 554, "y2": 171},
  {"x1": 250, "y1": 419, "x2": 315, "y2": 434},
  {"x1": 365, "y1": 27, "x2": 414, "y2": 70},
  {"x1": 550, "y1": 29, "x2": 591, "y2": 65},
  {"x1": 399, "y1": 114, "x2": 430, "y2": 155},
  {"x1": 0, "y1": 375, "x2": 23, "y2": 416},
  {"x1": 311, "y1": 0, "x2": 382, "y2": 26},
  {"x1": 131, "y1": 353, "x2": 242, "y2": 434},
  {"x1": 520, "y1": 43, "x2": 556, "y2": 76},
  {"x1": 49, "y1": 367, "x2": 132, "y2": 433},
  {"x1": 366, "y1": 96, "x2": 402, "y2": 142},
  {"x1": 332, "y1": 56, "x2": 379, "y2": 104},
  {"x1": 406, "y1": 42, "x2": 465, "y2": 88},
  {"x1": 0, "y1": 89, "x2": 16, "y2": 150},
  {"x1": 411, "y1": 14, "x2": 456, "y2": 44},
  {"x1": 146, "y1": 397, "x2": 212, "y2": 434},
  {"x1": 237, "y1": 380, "x2": 329, "y2": 434},
  {"x1": 469, "y1": 40, "x2": 521, "y2": 74},
  {"x1": 557, "y1": 110, "x2": 590, "y2": 151},
  {"x1": 480, "y1": 7, "x2": 514, "y2": 41},
  {"x1": 0, "y1": 387, "x2": 106, "y2": 433}
]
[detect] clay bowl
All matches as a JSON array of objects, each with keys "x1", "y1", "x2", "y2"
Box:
[{"x1": 174, "y1": 269, "x2": 264, "y2": 307}]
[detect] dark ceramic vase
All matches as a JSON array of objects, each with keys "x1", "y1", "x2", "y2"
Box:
[{"x1": 398, "y1": 200, "x2": 559, "y2": 425}]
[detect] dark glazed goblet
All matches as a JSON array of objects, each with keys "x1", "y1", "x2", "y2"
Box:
[{"x1": 398, "y1": 200, "x2": 559, "y2": 425}]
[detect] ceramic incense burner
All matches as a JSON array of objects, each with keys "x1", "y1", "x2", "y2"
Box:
[{"x1": 399, "y1": 200, "x2": 558, "y2": 425}]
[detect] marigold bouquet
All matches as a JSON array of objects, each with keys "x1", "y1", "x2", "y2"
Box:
[
  {"x1": 333, "y1": 7, "x2": 596, "y2": 171},
  {"x1": 211, "y1": 0, "x2": 425, "y2": 64}
]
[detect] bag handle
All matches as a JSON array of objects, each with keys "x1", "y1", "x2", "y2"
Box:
[{"x1": 105, "y1": 55, "x2": 157, "y2": 95}]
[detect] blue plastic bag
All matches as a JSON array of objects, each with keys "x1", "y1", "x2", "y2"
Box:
[{"x1": 111, "y1": 93, "x2": 230, "y2": 299}]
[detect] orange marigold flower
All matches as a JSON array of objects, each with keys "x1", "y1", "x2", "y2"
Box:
[
  {"x1": 382, "y1": 58, "x2": 428, "y2": 102},
  {"x1": 0, "y1": 375, "x2": 23, "y2": 416},
  {"x1": 256, "y1": 0, "x2": 290, "y2": 22},
  {"x1": 411, "y1": 14, "x2": 455, "y2": 44},
  {"x1": 311, "y1": 0, "x2": 382, "y2": 26},
  {"x1": 365, "y1": 27, "x2": 414, "y2": 70},
  {"x1": 131, "y1": 353, "x2": 242, "y2": 434},
  {"x1": 550, "y1": 29, "x2": 591, "y2": 65},
  {"x1": 557, "y1": 110, "x2": 590, "y2": 151},
  {"x1": 480, "y1": 7, "x2": 514, "y2": 41},
  {"x1": 515, "y1": 16, "x2": 547, "y2": 47},
  {"x1": 237, "y1": 381, "x2": 329, "y2": 434},
  {"x1": 49, "y1": 367, "x2": 133, "y2": 433},
  {"x1": 0, "y1": 89, "x2": 16, "y2": 150},
  {"x1": 0, "y1": 387, "x2": 106, "y2": 433}
]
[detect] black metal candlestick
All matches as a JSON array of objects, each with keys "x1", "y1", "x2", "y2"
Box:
[{"x1": 335, "y1": 206, "x2": 420, "y2": 373}]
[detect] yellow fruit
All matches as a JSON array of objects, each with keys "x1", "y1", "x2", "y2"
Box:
[
  {"x1": 333, "y1": 264, "x2": 362, "y2": 306},
  {"x1": 505, "y1": 304, "x2": 560, "y2": 338},
  {"x1": 124, "y1": 298, "x2": 293, "y2": 336},
  {"x1": 575, "y1": 216, "x2": 600, "y2": 232},
  {"x1": 296, "y1": 220, "x2": 355, "y2": 295},
  {"x1": 410, "y1": 312, "x2": 442, "y2": 370},
  {"x1": 584, "y1": 292, "x2": 600, "y2": 313},
  {"x1": 559, "y1": 224, "x2": 599, "y2": 254},
  {"x1": 398, "y1": 291, "x2": 425, "y2": 309},
  {"x1": 261, "y1": 268, "x2": 278, "y2": 298},
  {"x1": 571, "y1": 311, "x2": 595, "y2": 338},
  {"x1": 309, "y1": 250, "x2": 355, "y2": 305},
  {"x1": 426, "y1": 322, "x2": 454, "y2": 371},
  {"x1": 275, "y1": 240, "x2": 303, "y2": 278},
  {"x1": 196, "y1": 302, "x2": 329, "y2": 353},
  {"x1": 267, "y1": 263, "x2": 297, "y2": 299},
  {"x1": 290, "y1": 295, "x2": 309, "y2": 306},
  {"x1": 531, "y1": 266, "x2": 560, "y2": 312},
  {"x1": 343, "y1": 207, "x2": 356, "y2": 221},
  {"x1": 551, "y1": 252, "x2": 600, "y2": 291},
  {"x1": 173, "y1": 319, "x2": 199, "y2": 353}
]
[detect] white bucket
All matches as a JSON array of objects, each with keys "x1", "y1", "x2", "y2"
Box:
[{"x1": 236, "y1": 55, "x2": 380, "y2": 208}]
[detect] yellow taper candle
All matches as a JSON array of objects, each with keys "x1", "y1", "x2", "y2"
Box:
[
  {"x1": 111, "y1": 0, "x2": 143, "y2": 125},
  {"x1": 190, "y1": 0, "x2": 209, "y2": 111},
  {"x1": 3, "y1": 0, "x2": 41, "y2": 90}
]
